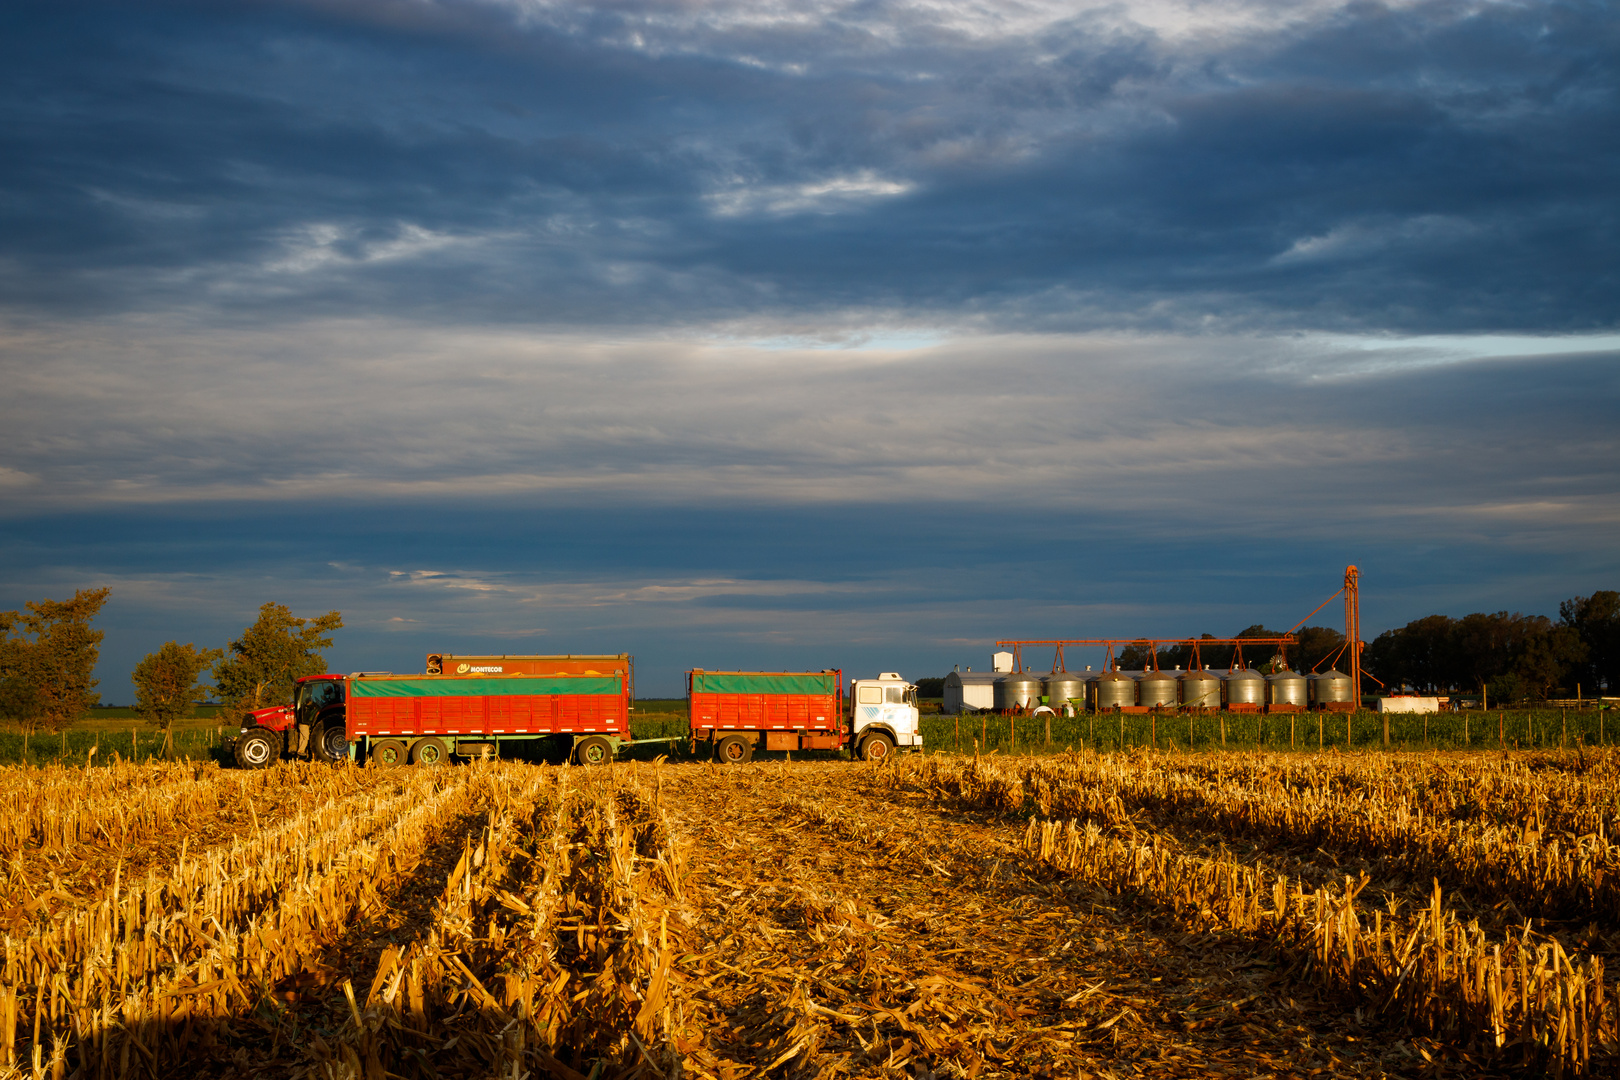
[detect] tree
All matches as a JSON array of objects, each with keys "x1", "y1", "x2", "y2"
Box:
[
  {"x1": 0, "y1": 675, "x2": 43, "y2": 732},
  {"x1": 1512, "y1": 624, "x2": 1586, "y2": 700},
  {"x1": 133, "y1": 641, "x2": 224, "y2": 755},
  {"x1": 1451, "y1": 612, "x2": 1554, "y2": 705},
  {"x1": 0, "y1": 587, "x2": 111, "y2": 734},
  {"x1": 1561, "y1": 591, "x2": 1620, "y2": 694},
  {"x1": 1366, "y1": 615, "x2": 1457, "y2": 693},
  {"x1": 212, "y1": 603, "x2": 343, "y2": 717},
  {"x1": 1293, "y1": 625, "x2": 1347, "y2": 673}
]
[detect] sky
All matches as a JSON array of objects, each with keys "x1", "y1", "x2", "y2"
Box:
[{"x1": 1, "y1": 0, "x2": 1616, "y2": 698}]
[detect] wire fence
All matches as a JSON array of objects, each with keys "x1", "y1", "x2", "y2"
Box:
[{"x1": 0, "y1": 726, "x2": 231, "y2": 767}]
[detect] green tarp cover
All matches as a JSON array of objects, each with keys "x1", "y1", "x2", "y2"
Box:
[
  {"x1": 689, "y1": 672, "x2": 837, "y2": 696},
  {"x1": 351, "y1": 677, "x2": 621, "y2": 698}
]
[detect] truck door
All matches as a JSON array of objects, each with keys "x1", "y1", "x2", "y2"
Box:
[{"x1": 854, "y1": 682, "x2": 883, "y2": 734}]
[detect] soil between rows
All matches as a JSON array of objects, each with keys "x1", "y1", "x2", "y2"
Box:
[{"x1": 657, "y1": 761, "x2": 1515, "y2": 1079}]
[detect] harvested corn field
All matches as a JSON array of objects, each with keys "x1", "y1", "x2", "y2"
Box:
[{"x1": 2, "y1": 751, "x2": 1618, "y2": 1078}]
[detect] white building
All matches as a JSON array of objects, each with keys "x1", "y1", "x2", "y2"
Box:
[
  {"x1": 1375, "y1": 696, "x2": 1440, "y2": 714},
  {"x1": 942, "y1": 671, "x2": 1003, "y2": 714}
]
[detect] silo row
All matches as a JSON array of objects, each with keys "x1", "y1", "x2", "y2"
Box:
[{"x1": 993, "y1": 668, "x2": 1355, "y2": 711}]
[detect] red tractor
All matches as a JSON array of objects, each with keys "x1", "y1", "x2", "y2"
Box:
[{"x1": 231, "y1": 674, "x2": 352, "y2": 768}]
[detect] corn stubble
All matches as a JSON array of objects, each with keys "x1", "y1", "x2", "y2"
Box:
[
  {"x1": 0, "y1": 760, "x2": 688, "y2": 1080},
  {"x1": 890, "y1": 750, "x2": 1620, "y2": 1076},
  {"x1": 3, "y1": 749, "x2": 1618, "y2": 1078}
]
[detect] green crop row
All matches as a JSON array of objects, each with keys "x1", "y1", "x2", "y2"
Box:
[{"x1": 921, "y1": 706, "x2": 1617, "y2": 755}]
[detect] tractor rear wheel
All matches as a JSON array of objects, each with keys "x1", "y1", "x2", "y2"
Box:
[{"x1": 314, "y1": 723, "x2": 350, "y2": 763}]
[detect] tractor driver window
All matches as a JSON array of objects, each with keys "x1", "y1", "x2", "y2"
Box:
[{"x1": 885, "y1": 686, "x2": 907, "y2": 704}]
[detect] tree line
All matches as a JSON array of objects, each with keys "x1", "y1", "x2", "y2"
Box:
[
  {"x1": 0, "y1": 590, "x2": 341, "y2": 752},
  {"x1": 1366, "y1": 591, "x2": 1617, "y2": 703}
]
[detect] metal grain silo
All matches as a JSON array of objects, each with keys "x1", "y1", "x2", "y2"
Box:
[
  {"x1": 1179, "y1": 669, "x2": 1222, "y2": 709},
  {"x1": 1044, "y1": 673, "x2": 1087, "y2": 712},
  {"x1": 1226, "y1": 668, "x2": 1266, "y2": 707},
  {"x1": 1139, "y1": 669, "x2": 1178, "y2": 708},
  {"x1": 1093, "y1": 670, "x2": 1137, "y2": 710},
  {"x1": 1309, "y1": 670, "x2": 1354, "y2": 706},
  {"x1": 994, "y1": 672, "x2": 1042, "y2": 711},
  {"x1": 1267, "y1": 669, "x2": 1307, "y2": 707}
]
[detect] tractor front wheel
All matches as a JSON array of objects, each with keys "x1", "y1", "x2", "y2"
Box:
[{"x1": 234, "y1": 729, "x2": 276, "y2": 769}]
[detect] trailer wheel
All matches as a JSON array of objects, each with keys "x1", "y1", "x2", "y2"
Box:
[
  {"x1": 574, "y1": 736, "x2": 613, "y2": 766},
  {"x1": 314, "y1": 723, "x2": 350, "y2": 763},
  {"x1": 409, "y1": 738, "x2": 447, "y2": 766},
  {"x1": 858, "y1": 733, "x2": 894, "y2": 762},
  {"x1": 715, "y1": 734, "x2": 753, "y2": 764},
  {"x1": 234, "y1": 729, "x2": 275, "y2": 769},
  {"x1": 370, "y1": 739, "x2": 407, "y2": 767}
]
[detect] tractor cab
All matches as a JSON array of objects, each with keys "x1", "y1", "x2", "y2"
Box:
[{"x1": 295, "y1": 675, "x2": 346, "y2": 728}]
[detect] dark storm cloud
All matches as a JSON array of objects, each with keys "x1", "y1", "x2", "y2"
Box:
[{"x1": 1, "y1": 0, "x2": 1614, "y2": 331}]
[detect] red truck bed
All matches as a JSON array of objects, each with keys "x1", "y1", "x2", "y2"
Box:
[{"x1": 688, "y1": 669, "x2": 845, "y2": 751}]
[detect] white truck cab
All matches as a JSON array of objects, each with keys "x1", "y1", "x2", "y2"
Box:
[{"x1": 849, "y1": 672, "x2": 924, "y2": 761}]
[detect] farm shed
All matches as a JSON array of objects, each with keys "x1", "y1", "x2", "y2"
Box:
[
  {"x1": 1375, "y1": 695, "x2": 1441, "y2": 714},
  {"x1": 943, "y1": 671, "x2": 1005, "y2": 714}
]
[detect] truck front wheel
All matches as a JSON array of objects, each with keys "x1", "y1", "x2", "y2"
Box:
[
  {"x1": 715, "y1": 734, "x2": 753, "y2": 764},
  {"x1": 370, "y1": 739, "x2": 407, "y2": 767},
  {"x1": 858, "y1": 733, "x2": 894, "y2": 762},
  {"x1": 234, "y1": 730, "x2": 276, "y2": 769}
]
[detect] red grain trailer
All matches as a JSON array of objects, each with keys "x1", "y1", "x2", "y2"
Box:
[
  {"x1": 688, "y1": 669, "x2": 845, "y2": 763},
  {"x1": 231, "y1": 654, "x2": 635, "y2": 767}
]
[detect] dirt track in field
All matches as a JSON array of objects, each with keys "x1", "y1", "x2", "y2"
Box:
[{"x1": 656, "y1": 760, "x2": 1503, "y2": 1079}]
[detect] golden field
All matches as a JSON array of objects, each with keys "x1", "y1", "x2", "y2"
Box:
[{"x1": 1, "y1": 748, "x2": 1617, "y2": 1078}]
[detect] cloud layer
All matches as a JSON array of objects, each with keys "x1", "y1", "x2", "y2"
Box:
[
  {"x1": 1, "y1": 0, "x2": 1616, "y2": 694},
  {"x1": 2, "y1": 0, "x2": 1615, "y2": 331}
]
